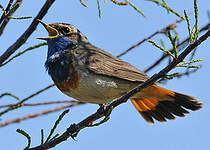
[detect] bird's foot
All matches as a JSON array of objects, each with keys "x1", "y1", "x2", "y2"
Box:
[
  {"x1": 89, "y1": 103, "x2": 114, "y2": 127},
  {"x1": 97, "y1": 103, "x2": 110, "y2": 115},
  {"x1": 67, "y1": 123, "x2": 79, "y2": 140}
]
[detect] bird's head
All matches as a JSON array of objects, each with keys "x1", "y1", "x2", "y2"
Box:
[
  {"x1": 37, "y1": 20, "x2": 88, "y2": 44},
  {"x1": 37, "y1": 20, "x2": 89, "y2": 61}
]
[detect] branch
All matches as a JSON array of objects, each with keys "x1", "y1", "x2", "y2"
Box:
[
  {"x1": 158, "y1": 68, "x2": 199, "y2": 84},
  {"x1": 0, "y1": 0, "x2": 56, "y2": 65},
  {"x1": 0, "y1": 102, "x2": 84, "y2": 128},
  {"x1": 116, "y1": 19, "x2": 183, "y2": 58},
  {"x1": 0, "y1": 100, "x2": 76, "y2": 108},
  {"x1": 111, "y1": 0, "x2": 129, "y2": 5},
  {"x1": 144, "y1": 22, "x2": 210, "y2": 73},
  {"x1": 0, "y1": 0, "x2": 14, "y2": 25},
  {"x1": 17, "y1": 84, "x2": 55, "y2": 105},
  {"x1": 0, "y1": 0, "x2": 23, "y2": 35},
  {"x1": 0, "y1": 42, "x2": 47, "y2": 67},
  {"x1": 28, "y1": 28, "x2": 210, "y2": 150},
  {"x1": 0, "y1": 84, "x2": 55, "y2": 116},
  {"x1": 4, "y1": 0, "x2": 14, "y2": 13}
]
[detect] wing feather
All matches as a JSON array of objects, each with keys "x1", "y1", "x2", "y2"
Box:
[{"x1": 80, "y1": 43, "x2": 149, "y2": 82}]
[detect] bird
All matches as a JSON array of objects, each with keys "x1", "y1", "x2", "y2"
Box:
[{"x1": 37, "y1": 20, "x2": 202, "y2": 124}]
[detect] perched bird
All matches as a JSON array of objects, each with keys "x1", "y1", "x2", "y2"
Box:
[{"x1": 37, "y1": 20, "x2": 202, "y2": 124}]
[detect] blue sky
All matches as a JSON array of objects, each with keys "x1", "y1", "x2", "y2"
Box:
[{"x1": 0, "y1": 0, "x2": 210, "y2": 150}]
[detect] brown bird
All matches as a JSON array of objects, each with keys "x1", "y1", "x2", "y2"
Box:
[{"x1": 38, "y1": 20, "x2": 202, "y2": 124}]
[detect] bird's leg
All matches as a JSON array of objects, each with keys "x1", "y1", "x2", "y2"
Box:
[
  {"x1": 67, "y1": 123, "x2": 79, "y2": 140},
  {"x1": 97, "y1": 98, "x2": 115, "y2": 115},
  {"x1": 89, "y1": 103, "x2": 114, "y2": 127},
  {"x1": 97, "y1": 103, "x2": 109, "y2": 115}
]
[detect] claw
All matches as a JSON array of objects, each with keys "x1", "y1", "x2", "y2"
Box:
[
  {"x1": 67, "y1": 124, "x2": 79, "y2": 141},
  {"x1": 90, "y1": 104, "x2": 114, "y2": 127},
  {"x1": 97, "y1": 103, "x2": 110, "y2": 115}
]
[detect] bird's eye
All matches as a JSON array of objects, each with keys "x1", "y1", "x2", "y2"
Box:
[{"x1": 61, "y1": 27, "x2": 70, "y2": 33}]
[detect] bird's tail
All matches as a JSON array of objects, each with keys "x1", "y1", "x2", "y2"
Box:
[{"x1": 130, "y1": 85, "x2": 202, "y2": 124}]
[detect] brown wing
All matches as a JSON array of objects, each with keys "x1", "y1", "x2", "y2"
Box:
[{"x1": 82, "y1": 43, "x2": 149, "y2": 82}]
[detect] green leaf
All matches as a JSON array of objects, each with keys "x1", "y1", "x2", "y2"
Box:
[
  {"x1": 1, "y1": 42, "x2": 47, "y2": 66},
  {"x1": 0, "y1": 92, "x2": 19, "y2": 100},
  {"x1": 80, "y1": 0, "x2": 88, "y2": 7},
  {"x1": 193, "y1": 0, "x2": 199, "y2": 41},
  {"x1": 184, "y1": 10, "x2": 192, "y2": 43},
  {"x1": 147, "y1": 0, "x2": 185, "y2": 20},
  {"x1": 16, "y1": 129, "x2": 31, "y2": 149},
  {"x1": 128, "y1": 1, "x2": 146, "y2": 17},
  {"x1": 148, "y1": 40, "x2": 175, "y2": 58},
  {"x1": 0, "y1": 4, "x2": 5, "y2": 12},
  {"x1": 41, "y1": 129, "x2": 44, "y2": 144},
  {"x1": 7, "y1": 16, "x2": 32, "y2": 19},
  {"x1": 97, "y1": 0, "x2": 102, "y2": 18},
  {"x1": 45, "y1": 109, "x2": 70, "y2": 143},
  {"x1": 178, "y1": 59, "x2": 203, "y2": 65},
  {"x1": 176, "y1": 64, "x2": 200, "y2": 68},
  {"x1": 167, "y1": 31, "x2": 178, "y2": 58}
]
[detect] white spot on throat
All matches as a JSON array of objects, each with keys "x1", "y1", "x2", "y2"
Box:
[{"x1": 49, "y1": 53, "x2": 60, "y2": 61}]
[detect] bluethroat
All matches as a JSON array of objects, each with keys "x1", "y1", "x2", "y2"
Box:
[{"x1": 37, "y1": 20, "x2": 202, "y2": 124}]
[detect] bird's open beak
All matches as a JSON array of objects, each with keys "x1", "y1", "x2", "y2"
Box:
[{"x1": 37, "y1": 19, "x2": 59, "y2": 40}]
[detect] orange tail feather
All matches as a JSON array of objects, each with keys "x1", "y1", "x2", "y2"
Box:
[{"x1": 131, "y1": 85, "x2": 202, "y2": 124}]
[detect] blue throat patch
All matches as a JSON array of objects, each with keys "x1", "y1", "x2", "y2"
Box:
[{"x1": 45, "y1": 35, "x2": 73, "y2": 82}]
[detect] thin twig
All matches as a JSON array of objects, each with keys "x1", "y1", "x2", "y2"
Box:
[
  {"x1": 117, "y1": 19, "x2": 183, "y2": 58},
  {"x1": 158, "y1": 68, "x2": 199, "y2": 83},
  {"x1": 0, "y1": 100, "x2": 75, "y2": 108},
  {"x1": 0, "y1": 0, "x2": 22, "y2": 35},
  {"x1": 17, "y1": 84, "x2": 55, "y2": 105},
  {"x1": 144, "y1": 22, "x2": 210, "y2": 73},
  {"x1": 0, "y1": 0, "x2": 14, "y2": 25},
  {"x1": 0, "y1": 0, "x2": 56, "y2": 65},
  {"x1": 0, "y1": 102, "x2": 84, "y2": 128},
  {"x1": 0, "y1": 42, "x2": 47, "y2": 67},
  {"x1": 4, "y1": 0, "x2": 14, "y2": 13},
  {"x1": 0, "y1": 92, "x2": 19, "y2": 100},
  {"x1": 28, "y1": 28, "x2": 210, "y2": 150},
  {"x1": 147, "y1": 0, "x2": 185, "y2": 20},
  {"x1": 0, "y1": 84, "x2": 55, "y2": 115},
  {"x1": 111, "y1": 0, "x2": 129, "y2": 5}
]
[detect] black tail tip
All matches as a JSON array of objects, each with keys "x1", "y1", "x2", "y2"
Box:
[{"x1": 174, "y1": 92, "x2": 203, "y2": 111}]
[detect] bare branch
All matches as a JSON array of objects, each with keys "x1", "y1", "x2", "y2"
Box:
[
  {"x1": 17, "y1": 84, "x2": 55, "y2": 105},
  {"x1": 0, "y1": 84, "x2": 55, "y2": 115},
  {"x1": 117, "y1": 19, "x2": 183, "y2": 58},
  {"x1": 0, "y1": 0, "x2": 56, "y2": 65},
  {"x1": 111, "y1": 0, "x2": 129, "y2": 5},
  {"x1": 28, "y1": 28, "x2": 210, "y2": 150},
  {"x1": 0, "y1": 100, "x2": 76, "y2": 108},
  {"x1": 0, "y1": 102, "x2": 85, "y2": 128}
]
